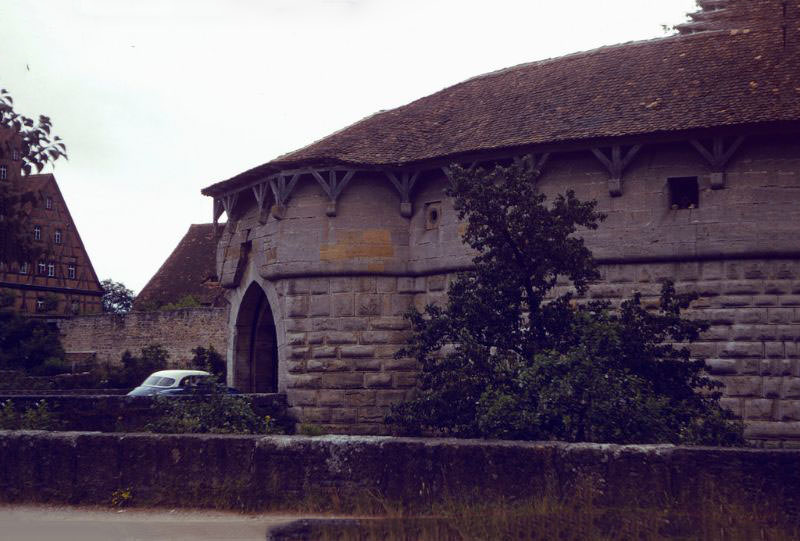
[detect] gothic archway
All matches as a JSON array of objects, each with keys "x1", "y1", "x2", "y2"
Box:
[{"x1": 234, "y1": 282, "x2": 279, "y2": 393}]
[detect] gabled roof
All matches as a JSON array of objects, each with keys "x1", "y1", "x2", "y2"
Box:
[
  {"x1": 202, "y1": 0, "x2": 800, "y2": 197},
  {"x1": 19, "y1": 173, "x2": 103, "y2": 293},
  {"x1": 134, "y1": 224, "x2": 225, "y2": 310}
]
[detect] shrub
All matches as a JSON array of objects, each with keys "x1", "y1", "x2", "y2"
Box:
[
  {"x1": 0, "y1": 399, "x2": 58, "y2": 430},
  {"x1": 387, "y1": 164, "x2": 744, "y2": 445},
  {"x1": 190, "y1": 345, "x2": 226, "y2": 379},
  {"x1": 0, "y1": 309, "x2": 65, "y2": 373},
  {"x1": 146, "y1": 379, "x2": 281, "y2": 435},
  {"x1": 106, "y1": 345, "x2": 170, "y2": 389}
]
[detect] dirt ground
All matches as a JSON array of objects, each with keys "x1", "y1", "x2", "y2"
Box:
[{"x1": 0, "y1": 505, "x2": 315, "y2": 541}]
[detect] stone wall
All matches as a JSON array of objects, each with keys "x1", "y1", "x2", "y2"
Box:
[
  {"x1": 2, "y1": 432, "x2": 800, "y2": 513},
  {"x1": 213, "y1": 134, "x2": 800, "y2": 441},
  {"x1": 264, "y1": 257, "x2": 800, "y2": 445},
  {"x1": 57, "y1": 307, "x2": 228, "y2": 368}
]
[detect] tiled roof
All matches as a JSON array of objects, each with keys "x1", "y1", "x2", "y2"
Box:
[
  {"x1": 134, "y1": 224, "x2": 225, "y2": 310},
  {"x1": 203, "y1": 0, "x2": 800, "y2": 196}
]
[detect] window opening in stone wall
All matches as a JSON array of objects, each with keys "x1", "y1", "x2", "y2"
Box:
[
  {"x1": 668, "y1": 177, "x2": 699, "y2": 210},
  {"x1": 36, "y1": 298, "x2": 45, "y2": 312},
  {"x1": 55, "y1": 230, "x2": 62, "y2": 244},
  {"x1": 19, "y1": 262, "x2": 28, "y2": 274},
  {"x1": 0, "y1": 166, "x2": 6, "y2": 180},
  {"x1": 47, "y1": 262, "x2": 55, "y2": 277},
  {"x1": 34, "y1": 226, "x2": 41, "y2": 240},
  {"x1": 68, "y1": 264, "x2": 76, "y2": 279},
  {"x1": 38, "y1": 261, "x2": 45, "y2": 274},
  {"x1": 12, "y1": 150, "x2": 19, "y2": 161},
  {"x1": 425, "y1": 201, "x2": 442, "y2": 230}
]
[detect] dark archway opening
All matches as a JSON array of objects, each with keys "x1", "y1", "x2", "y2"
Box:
[{"x1": 234, "y1": 282, "x2": 279, "y2": 393}]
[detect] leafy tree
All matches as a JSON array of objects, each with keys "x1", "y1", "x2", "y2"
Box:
[
  {"x1": 387, "y1": 164, "x2": 744, "y2": 446},
  {"x1": 0, "y1": 308, "x2": 65, "y2": 373},
  {"x1": 0, "y1": 89, "x2": 67, "y2": 265},
  {"x1": 101, "y1": 279, "x2": 135, "y2": 314},
  {"x1": 0, "y1": 89, "x2": 67, "y2": 175},
  {"x1": 190, "y1": 345, "x2": 226, "y2": 379},
  {"x1": 106, "y1": 344, "x2": 169, "y2": 388}
]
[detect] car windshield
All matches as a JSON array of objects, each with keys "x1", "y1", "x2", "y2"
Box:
[{"x1": 142, "y1": 376, "x2": 176, "y2": 387}]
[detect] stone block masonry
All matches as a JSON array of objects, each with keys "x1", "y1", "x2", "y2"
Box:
[
  {"x1": 2, "y1": 432, "x2": 800, "y2": 515},
  {"x1": 274, "y1": 257, "x2": 800, "y2": 445},
  {"x1": 57, "y1": 307, "x2": 228, "y2": 368}
]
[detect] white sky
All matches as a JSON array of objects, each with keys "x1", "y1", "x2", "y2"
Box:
[{"x1": 1, "y1": 0, "x2": 698, "y2": 293}]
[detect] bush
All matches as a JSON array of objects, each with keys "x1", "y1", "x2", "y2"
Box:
[
  {"x1": 146, "y1": 379, "x2": 281, "y2": 435},
  {"x1": 387, "y1": 164, "x2": 744, "y2": 446},
  {"x1": 106, "y1": 345, "x2": 170, "y2": 389},
  {"x1": 0, "y1": 309, "x2": 65, "y2": 373},
  {"x1": 0, "y1": 400, "x2": 59, "y2": 430},
  {"x1": 190, "y1": 345, "x2": 226, "y2": 380}
]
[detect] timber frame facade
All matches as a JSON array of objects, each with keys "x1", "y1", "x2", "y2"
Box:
[{"x1": 0, "y1": 134, "x2": 103, "y2": 318}]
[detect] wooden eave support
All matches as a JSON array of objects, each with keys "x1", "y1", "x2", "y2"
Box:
[
  {"x1": 212, "y1": 198, "x2": 224, "y2": 235},
  {"x1": 591, "y1": 145, "x2": 642, "y2": 197},
  {"x1": 251, "y1": 182, "x2": 271, "y2": 224},
  {"x1": 269, "y1": 173, "x2": 301, "y2": 219},
  {"x1": 689, "y1": 136, "x2": 745, "y2": 189},
  {"x1": 513, "y1": 152, "x2": 551, "y2": 180},
  {"x1": 311, "y1": 169, "x2": 355, "y2": 216},
  {"x1": 386, "y1": 171, "x2": 419, "y2": 217}
]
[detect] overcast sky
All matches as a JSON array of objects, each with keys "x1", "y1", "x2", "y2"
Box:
[{"x1": 1, "y1": 0, "x2": 698, "y2": 293}]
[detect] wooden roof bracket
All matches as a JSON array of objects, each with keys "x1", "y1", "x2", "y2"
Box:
[
  {"x1": 386, "y1": 171, "x2": 419, "y2": 217},
  {"x1": 311, "y1": 169, "x2": 355, "y2": 217},
  {"x1": 513, "y1": 152, "x2": 551, "y2": 181},
  {"x1": 689, "y1": 136, "x2": 745, "y2": 189},
  {"x1": 212, "y1": 198, "x2": 224, "y2": 236},
  {"x1": 269, "y1": 173, "x2": 301, "y2": 219},
  {"x1": 591, "y1": 145, "x2": 642, "y2": 197},
  {"x1": 251, "y1": 182, "x2": 271, "y2": 224}
]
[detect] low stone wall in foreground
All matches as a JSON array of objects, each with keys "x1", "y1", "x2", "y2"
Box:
[{"x1": 1, "y1": 432, "x2": 799, "y2": 513}]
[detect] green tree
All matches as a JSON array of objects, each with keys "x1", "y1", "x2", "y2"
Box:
[
  {"x1": 0, "y1": 88, "x2": 67, "y2": 265},
  {"x1": 387, "y1": 164, "x2": 744, "y2": 446},
  {"x1": 0, "y1": 308, "x2": 65, "y2": 373},
  {"x1": 190, "y1": 345, "x2": 226, "y2": 379},
  {"x1": 101, "y1": 279, "x2": 135, "y2": 314}
]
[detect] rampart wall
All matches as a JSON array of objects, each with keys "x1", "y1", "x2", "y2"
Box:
[
  {"x1": 2, "y1": 432, "x2": 799, "y2": 513},
  {"x1": 57, "y1": 307, "x2": 228, "y2": 368}
]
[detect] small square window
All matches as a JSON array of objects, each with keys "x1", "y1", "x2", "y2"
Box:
[
  {"x1": 55, "y1": 230, "x2": 62, "y2": 244},
  {"x1": 0, "y1": 166, "x2": 6, "y2": 180},
  {"x1": 668, "y1": 177, "x2": 699, "y2": 210},
  {"x1": 46, "y1": 197, "x2": 53, "y2": 210},
  {"x1": 424, "y1": 201, "x2": 442, "y2": 230},
  {"x1": 36, "y1": 298, "x2": 45, "y2": 311},
  {"x1": 47, "y1": 263, "x2": 55, "y2": 277},
  {"x1": 19, "y1": 262, "x2": 28, "y2": 274},
  {"x1": 34, "y1": 226, "x2": 41, "y2": 241},
  {"x1": 68, "y1": 264, "x2": 76, "y2": 279},
  {"x1": 38, "y1": 261, "x2": 46, "y2": 274}
]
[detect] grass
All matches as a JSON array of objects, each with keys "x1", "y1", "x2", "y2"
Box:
[{"x1": 299, "y1": 476, "x2": 800, "y2": 540}]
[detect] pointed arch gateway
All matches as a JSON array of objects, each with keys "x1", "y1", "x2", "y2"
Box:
[{"x1": 234, "y1": 282, "x2": 279, "y2": 393}]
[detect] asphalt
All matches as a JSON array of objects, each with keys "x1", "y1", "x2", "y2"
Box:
[{"x1": 0, "y1": 505, "x2": 305, "y2": 541}]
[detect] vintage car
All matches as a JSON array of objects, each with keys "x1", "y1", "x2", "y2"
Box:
[{"x1": 126, "y1": 370, "x2": 238, "y2": 396}]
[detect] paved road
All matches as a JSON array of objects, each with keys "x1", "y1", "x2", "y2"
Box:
[{"x1": 0, "y1": 505, "x2": 304, "y2": 541}]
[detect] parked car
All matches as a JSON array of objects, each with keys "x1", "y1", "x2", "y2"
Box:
[{"x1": 126, "y1": 370, "x2": 239, "y2": 396}]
